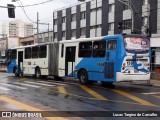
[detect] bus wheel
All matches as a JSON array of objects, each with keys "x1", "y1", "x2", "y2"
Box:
[
  {"x1": 79, "y1": 70, "x2": 88, "y2": 85},
  {"x1": 35, "y1": 68, "x2": 41, "y2": 79}
]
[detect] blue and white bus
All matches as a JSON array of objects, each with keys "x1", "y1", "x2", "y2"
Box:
[{"x1": 5, "y1": 34, "x2": 150, "y2": 85}]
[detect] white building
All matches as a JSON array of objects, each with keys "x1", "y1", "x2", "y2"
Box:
[{"x1": 2, "y1": 19, "x2": 34, "y2": 37}]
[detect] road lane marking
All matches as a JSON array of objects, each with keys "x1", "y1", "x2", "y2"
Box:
[
  {"x1": 38, "y1": 81, "x2": 66, "y2": 86},
  {"x1": 142, "y1": 92, "x2": 160, "y2": 95},
  {"x1": 16, "y1": 78, "x2": 26, "y2": 82},
  {"x1": 0, "y1": 96, "x2": 68, "y2": 120},
  {"x1": 111, "y1": 89, "x2": 156, "y2": 106},
  {"x1": 0, "y1": 83, "x2": 27, "y2": 90},
  {"x1": 24, "y1": 81, "x2": 55, "y2": 87},
  {"x1": 153, "y1": 95, "x2": 160, "y2": 99},
  {"x1": 80, "y1": 85, "x2": 108, "y2": 100},
  {"x1": 0, "y1": 86, "x2": 11, "y2": 91},
  {"x1": 57, "y1": 86, "x2": 68, "y2": 94},
  {"x1": 15, "y1": 83, "x2": 40, "y2": 88}
]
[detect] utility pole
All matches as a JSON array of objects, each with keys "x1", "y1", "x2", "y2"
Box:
[
  {"x1": 37, "y1": 12, "x2": 39, "y2": 43},
  {"x1": 95, "y1": 0, "x2": 97, "y2": 37}
]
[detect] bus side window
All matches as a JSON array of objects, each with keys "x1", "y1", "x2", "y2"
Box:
[
  {"x1": 25, "y1": 47, "x2": 31, "y2": 59},
  {"x1": 39, "y1": 45, "x2": 47, "y2": 58},
  {"x1": 32, "y1": 46, "x2": 39, "y2": 58},
  {"x1": 11, "y1": 49, "x2": 17, "y2": 59},
  {"x1": 79, "y1": 42, "x2": 92, "y2": 57},
  {"x1": 61, "y1": 44, "x2": 64, "y2": 58},
  {"x1": 107, "y1": 40, "x2": 117, "y2": 50},
  {"x1": 93, "y1": 41, "x2": 106, "y2": 57}
]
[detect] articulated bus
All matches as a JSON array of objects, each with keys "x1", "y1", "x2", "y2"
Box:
[{"x1": 5, "y1": 34, "x2": 150, "y2": 85}]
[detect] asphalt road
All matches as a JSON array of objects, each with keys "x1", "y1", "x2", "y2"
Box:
[{"x1": 0, "y1": 72, "x2": 160, "y2": 120}]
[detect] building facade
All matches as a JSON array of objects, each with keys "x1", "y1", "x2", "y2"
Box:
[
  {"x1": 52, "y1": 0, "x2": 158, "y2": 41},
  {"x1": 2, "y1": 19, "x2": 34, "y2": 37}
]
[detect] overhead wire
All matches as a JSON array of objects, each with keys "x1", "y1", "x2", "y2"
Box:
[{"x1": 16, "y1": 0, "x2": 54, "y2": 7}]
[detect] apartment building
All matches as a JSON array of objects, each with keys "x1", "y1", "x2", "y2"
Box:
[
  {"x1": 52, "y1": 0, "x2": 158, "y2": 41},
  {"x1": 2, "y1": 19, "x2": 34, "y2": 37}
]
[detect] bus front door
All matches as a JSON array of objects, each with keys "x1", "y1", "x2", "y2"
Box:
[
  {"x1": 65, "y1": 47, "x2": 76, "y2": 76},
  {"x1": 105, "y1": 40, "x2": 117, "y2": 81},
  {"x1": 18, "y1": 51, "x2": 23, "y2": 73}
]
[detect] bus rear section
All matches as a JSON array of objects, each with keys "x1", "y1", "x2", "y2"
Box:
[{"x1": 117, "y1": 35, "x2": 150, "y2": 81}]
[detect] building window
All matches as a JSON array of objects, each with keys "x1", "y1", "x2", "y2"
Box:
[
  {"x1": 123, "y1": 0, "x2": 131, "y2": 10},
  {"x1": 54, "y1": 32, "x2": 58, "y2": 39},
  {"x1": 71, "y1": 29, "x2": 76, "y2": 38},
  {"x1": 108, "y1": 23, "x2": 114, "y2": 31},
  {"x1": 62, "y1": 31, "x2": 66, "y2": 37},
  {"x1": 143, "y1": 0, "x2": 149, "y2": 5},
  {"x1": 71, "y1": 14, "x2": 76, "y2": 22},
  {"x1": 108, "y1": 4, "x2": 114, "y2": 13},
  {"x1": 122, "y1": 19, "x2": 131, "y2": 30},
  {"x1": 62, "y1": 17, "x2": 66, "y2": 23},
  {"x1": 80, "y1": 28, "x2": 86, "y2": 36},
  {"x1": 80, "y1": 11, "x2": 86, "y2": 20},
  {"x1": 54, "y1": 19, "x2": 57, "y2": 25},
  {"x1": 142, "y1": 17, "x2": 148, "y2": 26}
]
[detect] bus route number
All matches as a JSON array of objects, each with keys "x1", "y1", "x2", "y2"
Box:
[{"x1": 127, "y1": 61, "x2": 133, "y2": 66}]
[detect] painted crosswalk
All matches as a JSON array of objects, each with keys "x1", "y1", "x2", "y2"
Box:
[
  {"x1": 0, "y1": 83, "x2": 27, "y2": 90},
  {"x1": 0, "y1": 80, "x2": 66, "y2": 91}
]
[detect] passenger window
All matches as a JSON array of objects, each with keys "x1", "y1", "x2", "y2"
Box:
[
  {"x1": 32, "y1": 46, "x2": 39, "y2": 58},
  {"x1": 93, "y1": 41, "x2": 106, "y2": 57},
  {"x1": 107, "y1": 40, "x2": 117, "y2": 50},
  {"x1": 79, "y1": 42, "x2": 92, "y2": 57},
  {"x1": 11, "y1": 49, "x2": 17, "y2": 59},
  {"x1": 25, "y1": 47, "x2": 31, "y2": 59},
  {"x1": 61, "y1": 44, "x2": 64, "y2": 58},
  {"x1": 39, "y1": 46, "x2": 47, "y2": 58}
]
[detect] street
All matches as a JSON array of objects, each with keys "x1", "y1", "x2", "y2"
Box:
[{"x1": 0, "y1": 72, "x2": 160, "y2": 120}]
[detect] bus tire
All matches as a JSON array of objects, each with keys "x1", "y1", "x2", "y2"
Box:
[
  {"x1": 78, "y1": 70, "x2": 88, "y2": 85},
  {"x1": 35, "y1": 68, "x2": 41, "y2": 79},
  {"x1": 15, "y1": 68, "x2": 20, "y2": 77}
]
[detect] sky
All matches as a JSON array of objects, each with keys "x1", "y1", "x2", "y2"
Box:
[{"x1": 0, "y1": 0, "x2": 80, "y2": 33}]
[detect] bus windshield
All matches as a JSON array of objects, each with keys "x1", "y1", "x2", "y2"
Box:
[{"x1": 124, "y1": 37, "x2": 150, "y2": 54}]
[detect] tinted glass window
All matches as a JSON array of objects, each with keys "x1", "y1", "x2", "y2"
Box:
[
  {"x1": 11, "y1": 49, "x2": 17, "y2": 59},
  {"x1": 39, "y1": 46, "x2": 47, "y2": 58},
  {"x1": 25, "y1": 47, "x2": 31, "y2": 59},
  {"x1": 32, "y1": 46, "x2": 39, "y2": 58},
  {"x1": 93, "y1": 41, "x2": 106, "y2": 57},
  {"x1": 79, "y1": 42, "x2": 92, "y2": 57},
  {"x1": 107, "y1": 40, "x2": 117, "y2": 50}
]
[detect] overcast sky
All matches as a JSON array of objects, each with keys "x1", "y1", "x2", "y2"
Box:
[{"x1": 0, "y1": 0, "x2": 80, "y2": 33}]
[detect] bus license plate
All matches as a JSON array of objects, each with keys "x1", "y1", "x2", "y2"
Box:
[{"x1": 134, "y1": 70, "x2": 139, "y2": 73}]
